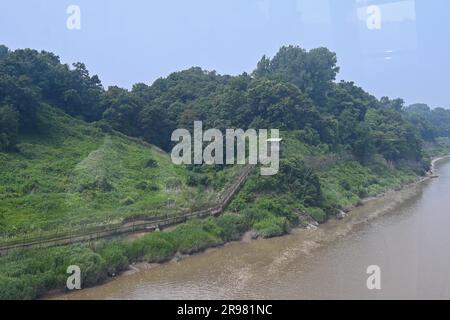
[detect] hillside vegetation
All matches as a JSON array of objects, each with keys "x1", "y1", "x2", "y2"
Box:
[
  {"x1": 0, "y1": 104, "x2": 238, "y2": 240},
  {"x1": 1, "y1": 43, "x2": 450, "y2": 299}
]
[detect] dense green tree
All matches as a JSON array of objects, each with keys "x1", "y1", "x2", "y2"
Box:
[
  {"x1": 0, "y1": 45, "x2": 9, "y2": 60},
  {"x1": 1, "y1": 43, "x2": 447, "y2": 168},
  {"x1": 101, "y1": 86, "x2": 141, "y2": 137},
  {"x1": 0, "y1": 47, "x2": 104, "y2": 122},
  {"x1": 138, "y1": 103, "x2": 174, "y2": 150},
  {"x1": 404, "y1": 103, "x2": 450, "y2": 140},
  {"x1": 279, "y1": 157, "x2": 323, "y2": 207},
  {"x1": 380, "y1": 96, "x2": 405, "y2": 112},
  {"x1": 404, "y1": 104, "x2": 436, "y2": 141},
  {"x1": 253, "y1": 45, "x2": 339, "y2": 106},
  {"x1": 244, "y1": 79, "x2": 319, "y2": 130},
  {"x1": 0, "y1": 73, "x2": 39, "y2": 132},
  {"x1": 0, "y1": 104, "x2": 19, "y2": 150},
  {"x1": 364, "y1": 108, "x2": 422, "y2": 162}
]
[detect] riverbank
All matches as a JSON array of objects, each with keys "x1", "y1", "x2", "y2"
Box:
[
  {"x1": 43, "y1": 155, "x2": 450, "y2": 300},
  {"x1": 0, "y1": 155, "x2": 446, "y2": 300},
  {"x1": 49, "y1": 155, "x2": 450, "y2": 300},
  {"x1": 338, "y1": 154, "x2": 450, "y2": 214},
  {"x1": 430, "y1": 155, "x2": 450, "y2": 173}
]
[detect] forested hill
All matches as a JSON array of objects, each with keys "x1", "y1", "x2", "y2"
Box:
[
  {"x1": 1, "y1": 43, "x2": 450, "y2": 165},
  {"x1": 3, "y1": 44, "x2": 450, "y2": 300}
]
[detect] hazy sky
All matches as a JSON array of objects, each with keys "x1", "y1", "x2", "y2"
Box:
[{"x1": 1, "y1": 0, "x2": 449, "y2": 107}]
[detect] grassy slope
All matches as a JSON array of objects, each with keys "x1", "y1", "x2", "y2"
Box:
[
  {"x1": 0, "y1": 104, "x2": 238, "y2": 239},
  {"x1": 2, "y1": 113, "x2": 450, "y2": 300},
  {"x1": 1, "y1": 131, "x2": 432, "y2": 299},
  {"x1": 282, "y1": 132, "x2": 422, "y2": 209},
  {"x1": 315, "y1": 139, "x2": 450, "y2": 209}
]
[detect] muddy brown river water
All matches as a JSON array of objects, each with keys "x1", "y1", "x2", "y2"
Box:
[{"x1": 53, "y1": 160, "x2": 450, "y2": 300}]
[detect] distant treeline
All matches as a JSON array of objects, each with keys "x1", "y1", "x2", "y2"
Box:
[
  {"x1": 404, "y1": 103, "x2": 450, "y2": 141},
  {"x1": 1, "y1": 44, "x2": 449, "y2": 164}
]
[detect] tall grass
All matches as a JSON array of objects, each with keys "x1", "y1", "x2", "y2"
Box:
[
  {"x1": 0, "y1": 213, "x2": 250, "y2": 300},
  {"x1": 0, "y1": 105, "x2": 238, "y2": 240}
]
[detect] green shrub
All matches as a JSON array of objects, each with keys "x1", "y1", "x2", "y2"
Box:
[
  {"x1": 61, "y1": 246, "x2": 108, "y2": 287},
  {"x1": 21, "y1": 180, "x2": 40, "y2": 195},
  {"x1": 199, "y1": 218, "x2": 223, "y2": 239},
  {"x1": 242, "y1": 208, "x2": 272, "y2": 225},
  {"x1": 79, "y1": 177, "x2": 113, "y2": 192},
  {"x1": 125, "y1": 232, "x2": 177, "y2": 263},
  {"x1": 165, "y1": 178, "x2": 182, "y2": 190},
  {"x1": 126, "y1": 239, "x2": 146, "y2": 261},
  {"x1": 93, "y1": 120, "x2": 113, "y2": 133},
  {"x1": 173, "y1": 221, "x2": 221, "y2": 254},
  {"x1": 215, "y1": 214, "x2": 249, "y2": 241},
  {"x1": 141, "y1": 233, "x2": 177, "y2": 263},
  {"x1": 253, "y1": 197, "x2": 298, "y2": 224},
  {"x1": 228, "y1": 195, "x2": 249, "y2": 212},
  {"x1": 186, "y1": 173, "x2": 211, "y2": 187},
  {"x1": 135, "y1": 181, "x2": 148, "y2": 190},
  {"x1": 253, "y1": 216, "x2": 288, "y2": 238},
  {"x1": 296, "y1": 127, "x2": 321, "y2": 146},
  {"x1": 307, "y1": 207, "x2": 327, "y2": 223},
  {"x1": 148, "y1": 183, "x2": 160, "y2": 191},
  {"x1": 120, "y1": 197, "x2": 135, "y2": 206},
  {"x1": 0, "y1": 245, "x2": 109, "y2": 299},
  {"x1": 96, "y1": 241, "x2": 129, "y2": 275},
  {"x1": 340, "y1": 180, "x2": 351, "y2": 191},
  {"x1": 135, "y1": 181, "x2": 159, "y2": 191},
  {"x1": 0, "y1": 275, "x2": 38, "y2": 300},
  {"x1": 145, "y1": 158, "x2": 158, "y2": 168},
  {"x1": 186, "y1": 173, "x2": 197, "y2": 186}
]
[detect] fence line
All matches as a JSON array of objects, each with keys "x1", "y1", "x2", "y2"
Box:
[{"x1": 0, "y1": 165, "x2": 254, "y2": 256}]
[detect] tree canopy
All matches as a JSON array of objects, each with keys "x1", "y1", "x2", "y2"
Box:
[{"x1": 1, "y1": 44, "x2": 449, "y2": 168}]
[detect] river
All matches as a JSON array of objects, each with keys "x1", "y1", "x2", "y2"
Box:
[{"x1": 53, "y1": 159, "x2": 450, "y2": 300}]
